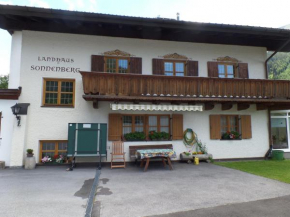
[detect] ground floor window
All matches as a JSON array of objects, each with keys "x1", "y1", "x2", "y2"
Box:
[
  {"x1": 39, "y1": 140, "x2": 68, "y2": 162},
  {"x1": 271, "y1": 112, "x2": 290, "y2": 150}
]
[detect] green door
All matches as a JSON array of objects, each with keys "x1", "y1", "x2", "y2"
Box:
[{"x1": 67, "y1": 123, "x2": 107, "y2": 157}]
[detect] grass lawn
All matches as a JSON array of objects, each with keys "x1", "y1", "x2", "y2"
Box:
[{"x1": 215, "y1": 160, "x2": 290, "y2": 184}]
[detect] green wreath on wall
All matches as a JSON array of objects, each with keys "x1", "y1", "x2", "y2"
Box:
[{"x1": 183, "y1": 128, "x2": 197, "y2": 146}]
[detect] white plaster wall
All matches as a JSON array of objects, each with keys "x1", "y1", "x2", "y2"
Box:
[
  {"x1": 8, "y1": 32, "x2": 22, "y2": 89},
  {"x1": 0, "y1": 100, "x2": 17, "y2": 166},
  {"x1": 12, "y1": 30, "x2": 269, "y2": 163}
]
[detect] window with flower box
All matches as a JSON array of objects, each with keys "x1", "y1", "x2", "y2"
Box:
[{"x1": 39, "y1": 140, "x2": 68, "y2": 162}]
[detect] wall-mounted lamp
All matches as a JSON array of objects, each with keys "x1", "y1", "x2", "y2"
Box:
[{"x1": 11, "y1": 103, "x2": 22, "y2": 126}]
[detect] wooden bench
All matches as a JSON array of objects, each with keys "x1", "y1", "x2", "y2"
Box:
[{"x1": 129, "y1": 144, "x2": 173, "y2": 160}]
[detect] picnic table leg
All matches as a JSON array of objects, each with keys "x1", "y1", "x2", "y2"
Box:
[
  {"x1": 140, "y1": 159, "x2": 145, "y2": 167},
  {"x1": 167, "y1": 157, "x2": 173, "y2": 170},
  {"x1": 144, "y1": 158, "x2": 150, "y2": 172},
  {"x1": 162, "y1": 158, "x2": 167, "y2": 167}
]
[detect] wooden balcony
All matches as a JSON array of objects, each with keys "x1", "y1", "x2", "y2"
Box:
[{"x1": 81, "y1": 72, "x2": 290, "y2": 110}]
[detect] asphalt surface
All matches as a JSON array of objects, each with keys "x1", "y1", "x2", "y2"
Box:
[
  {"x1": 95, "y1": 162, "x2": 290, "y2": 217},
  {"x1": 147, "y1": 195, "x2": 290, "y2": 217}
]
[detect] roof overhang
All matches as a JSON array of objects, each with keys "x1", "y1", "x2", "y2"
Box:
[
  {"x1": 0, "y1": 87, "x2": 21, "y2": 100},
  {"x1": 1, "y1": 5, "x2": 290, "y2": 51}
]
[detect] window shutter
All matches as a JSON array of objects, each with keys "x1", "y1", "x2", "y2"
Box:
[
  {"x1": 152, "y1": 58, "x2": 164, "y2": 75},
  {"x1": 238, "y1": 63, "x2": 249, "y2": 78},
  {"x1": 108, "y1": 114, "x2": 122, "y2": 141},
  {"x1": 241, "y1": 115, "x2": 252, "y2": 139},
  {"x1": 130, "y1": 57, "x2": 142, "y2": 74},
  {"x1": 172, "y1": 114, "x2": 183, "y2": 140},
  {"x1": 186, "y1": 61, "x2": 198, "y2": 76},
  {"x1": 207, "y1": 62, "x2": 218, "y2": 77},
  {"x1": 91, "y1": 55, "x2": 104, "y2": 72},
  {"x1": 210, "y1": 115, "x2": 221, "y2": 139}
]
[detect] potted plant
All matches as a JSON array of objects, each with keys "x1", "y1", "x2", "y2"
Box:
[
  {"x1": 41, "y1": 156, "x2": 52, "y2": 163},
  {"x1": 26, "y1": 149, "x2": 34, "y2": 157},
  {"x1": 149, "y1": 131, "x2": 170, "y2": 140},
  {"x1": 124, "y1": 132, "x2": 146, "y2": 141},
  {"x1": 222, "y1": 131, "x2": 241, "y2": 140}
]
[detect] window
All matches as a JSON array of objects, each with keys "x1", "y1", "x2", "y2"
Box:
[
  {"x1": 39, "y1": 141, "x2": 68, "y2": 162},
  {"x1": 148, "y1": 115, "x2": 170, "y2": 133},
  {"x1": 122, "y1": 115, "x2": 145, "y2": 134},
  {"x1": 43, "y1": 79, "x2": 75, "y2": 107},
  {"x1": 218, "y1": 63, "x2": 235, "y2": 78},
  {"x1": 164, "y1": 61, "x2": 185, "y2": 76},
  {"x1": 220, "y1": 115, "x2": 239, "y2": 136},
  {"x1": 105, "y1": 57, "x2": 129, "y2": 73}
]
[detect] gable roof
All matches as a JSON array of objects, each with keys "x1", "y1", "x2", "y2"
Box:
[{"x1": 1, "y1": 5, "x2": 290, "y2": 51}]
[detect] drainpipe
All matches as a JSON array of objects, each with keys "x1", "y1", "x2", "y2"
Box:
[{"x1": 265, "y1": 37, "x2": 290, "y2": 79}]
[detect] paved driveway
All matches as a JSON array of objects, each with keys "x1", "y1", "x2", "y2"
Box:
[
  {"x1": 0, "y1": 166, "x2": 96, "y2": 217},
  {"x1": 95, "y1": 162, "x2": 290, "y2": 217}
]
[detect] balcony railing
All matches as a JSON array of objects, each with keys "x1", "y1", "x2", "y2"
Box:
[{"x1": 81, "y1": 72, "x2": 290, "y2": 103}]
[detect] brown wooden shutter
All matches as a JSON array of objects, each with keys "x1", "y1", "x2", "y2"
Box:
[
  {"x1": 91, "y1": 55, "x2": 104, "y2": 72},
  {"x1": 207, "y1": 62, "x2": 218, "y2": 77},
  {"x1": 238, "y1": 63, "x2": 249, "y2": 78},
  {"x1": 186, "y1": 61, "x2": 198, "y2": 76},
  {"x1": 152, "y1": 59, "x2": 164, "y2": 75},
  {"x1": 209, "y1": 115, "x2": 221, "y2": 139},
  {"x1": 172, "y1": 114, "x2": 183, "y2": 140},
  {"x1": 241, "y1": 115, "x2": 252, "y2": 139},
  {"x1": 108, "y1": 114, "x2": 122, "y2": 141},
  {"x1": 130, "y1": 57, "x2": 142, "y2": 74}
]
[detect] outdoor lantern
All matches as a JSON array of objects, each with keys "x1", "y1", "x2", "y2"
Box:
[{"x1": 11, "y1": 103, "x2": 21, "y2": 126}]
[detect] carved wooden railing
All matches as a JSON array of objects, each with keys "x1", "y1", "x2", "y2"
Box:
[{"x1": 81, "y1": 72, "x2": 290, "y2": 100}]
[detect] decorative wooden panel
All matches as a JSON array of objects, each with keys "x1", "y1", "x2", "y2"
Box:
[
  {"x1": 187, "y1": 61, "x2": 198, "y2": 76},
  {"x1": 108, "y1": 114, "x2": 122, "y2": 141},
  {"x1": 130, "y1": 57, "x2": 142, "y2": 74},
  {"x1": 172, "y1": 114, "x2": 183, "y2": 140},
  {"x1": 210, "y1": 115, "x2": 221, "y2": 139},
  {"x1": 241, "y1": 115, "x2": 252, "y2": 139},
  {"x1": 238, "y1": 63, "x2": 249, "y2": 78},
  {"x1": 207, "y1": 62, "x2": 218, "y2": 77},
  {"x1": 91, "y1": 55, "x2": 105, "y2": 72},
  {"x1": 152, "y1": 59, "x2": 164, "y2": 75}
]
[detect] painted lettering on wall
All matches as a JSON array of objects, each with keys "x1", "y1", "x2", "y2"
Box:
[{"x1": 30, "y1": 56, "x2": 80, "y2": 73}]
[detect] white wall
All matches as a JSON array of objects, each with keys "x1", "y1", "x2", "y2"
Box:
[
  {"x1": 10, "y1": 30, "x2": 269, "y2": 163},
  {"x1": 0, "y1": 100, "x2": 17, "y2": 166}
]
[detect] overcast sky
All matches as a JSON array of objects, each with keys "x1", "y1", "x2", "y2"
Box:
[{"x1": 1, "y1": 0, "x2": 290, "y2": 75}]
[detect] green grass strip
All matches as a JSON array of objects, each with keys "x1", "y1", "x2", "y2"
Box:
[{"x1": 215, "y1": 160, "x2": 290, "y2": 184}]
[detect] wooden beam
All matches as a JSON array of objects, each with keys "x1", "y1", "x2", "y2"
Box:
[
  {"x1": 204, "y1": 103, "x2": 214, "y2": 110},
  {"x1": 221, "y1": 103, "x2": 233, "y2": 111},
  {"x1": 188, "y1": 102, "x2": 196, "y2": 105},
  {"x1": 237, "y1": 103, "x2": 250, "y2": 111},
  {"x1": 133, "y1": 100, "x2": 140, "y2": 104},
  {"x1": 152, "y1": 101, "x2": 160, "y2": 105},
  {"x1": 171, "y1": 101, "x2": 180, "y2": 105},
  {"x1": 93, "y1": 100, "x2": 98, "y2": 109},
  {"x1": 256, "y1": 104, "x2": 268, "y2": 110}
]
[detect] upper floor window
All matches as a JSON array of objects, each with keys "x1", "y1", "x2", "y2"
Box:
[
  {"x1": 43, "y1": 78, "x2": 75, "y2": 107},
  {"x1": 105, "y1": 57, "x2": 129, "y2": 73},
  {"x1": 218, "y1": 63, "x2": 235, "y2": 78},
  {"x1": 164, "y1": 61, "x2": 185, "y2": 76}
]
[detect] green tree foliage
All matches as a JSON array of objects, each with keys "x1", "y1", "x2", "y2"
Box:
[
  {"x1": 268, "y1": 52, "x2": 290, "y2": 80},
  {"x1": 0, "y1": 75, "x2": 9, "y2": 89}
]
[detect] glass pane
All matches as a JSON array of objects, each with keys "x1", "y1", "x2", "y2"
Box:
[
  {"x1": 106, "y1": 59, "x2": 116, "y2": 73},
  {"x1": 42, "y1": 142, "x2": 55, "y2": 150},
  {"x1": 175, "y1": 63, "x2": 184, "y2": 72},
  {"x1": 221, "y1": 116, "x2": 227, "y2": 136},
  {"x1": 118, "y1": 59, "x2": 128, "y2": 73},
  {"x1": 135, "y1": 116, "x2": 144, "y2": 132},
  {"x1": 165, "y1": 62, "x2": 173, "y2": 74},
  {"x1": 176, "y1": 73, "x2": 184, "y2": 76},
  {"x1": 227, "y1": 74, "x2": 234, "y2": 78},
  {"x1": 58, "y1": 142, "x2": 68, "y2": 150},
  {"x1": 160, "y1": 127, "x2": 169, "y2": 133},
  {"x1": 229, "y1": 116, "x2": 238, "y2": 131},
  {"x1": 123, "y1": 127, "x2": 132, "y2": 135},
  {"x1": 123, "y1": 116, "x2": 132, "y2": 126},
  {"x1": 46, "y1": 81, "x2": 58, "y2": 92},
  {"x1": 218, "y1": 65, "x2": 225, "y2": 78},
  {"x1": 165, "y1": 72, "x2": 174, "y2": 76},
  {"x1": 271, "y1": 118, "x2": 288, "y2": 149},
  {"x1": 227, "y1": 65, "x2": 234, "y2": 75},
  {"x1": 148, "y1": 116, "x2": 157, "y2": 126},
  {"x1": 149, "y1": 127, "x2": 157, "y2": 132},
  {"x1": 42, "y1": 152, "x2": 55, "y2": 158},
  {"x1": 60, "y1": 93, "x2": 73, "y2": 105},
  {"x1": 45, "y1": 93, "x2": 58, "y2": 104},
  {"x1": 160, "y1": 116, "x2": 169, "y2": 126},
  {"x1": 61, "y1": 82, "x2": 73, "y2": 92}
]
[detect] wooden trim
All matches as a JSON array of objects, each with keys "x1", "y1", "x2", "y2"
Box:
[
  {"x1": 39, "y1": 140, "x2": 68, "y2": 162},
  {"x1": 42, "y1": 78, "x2": 75, "y2": 107},
  {"x1": 104, "y1": 56, "x2": 130, "y2": 73}
]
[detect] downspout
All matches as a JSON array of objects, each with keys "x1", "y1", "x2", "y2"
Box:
[{"x1": 265, "y1": 37, "x2": 290, "y2": 79}]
